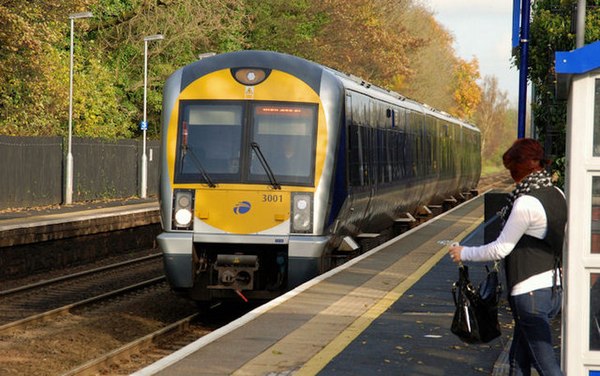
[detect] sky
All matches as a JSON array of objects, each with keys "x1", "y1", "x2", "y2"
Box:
[{"x1": 424, "y1": 0, "x2": 520, "y2": 105}]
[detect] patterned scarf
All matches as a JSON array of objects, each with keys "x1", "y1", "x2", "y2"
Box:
[{"x1": 499, "y1": 169, "x2": 553, "y2": 223}]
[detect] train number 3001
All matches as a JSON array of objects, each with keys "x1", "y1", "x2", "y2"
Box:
[{"x1": 262, "y1": 194, "x2": 284, "y2": 203}]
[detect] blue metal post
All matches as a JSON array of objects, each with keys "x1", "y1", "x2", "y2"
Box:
[
  {"x1": 512, "y1": 0, "x2": 521, "y2": 49},
  {"x1": 517, "y1": 0, "x2": 531, "y2": 138}
]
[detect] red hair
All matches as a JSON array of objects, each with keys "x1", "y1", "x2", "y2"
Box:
[{"x1": 502, "y1": 138, "x2": 550, "y2": 182}]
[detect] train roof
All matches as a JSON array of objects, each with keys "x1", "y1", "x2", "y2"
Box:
[
  {"x1": 326, "y1": 68, "x2": 479, "y2": 132},
  {"x1": 176, "y1": 50, "x2": 479, "y2": 133},
  {"x1": 178, "y1": 50, "x2": 324, "y2": 95}
]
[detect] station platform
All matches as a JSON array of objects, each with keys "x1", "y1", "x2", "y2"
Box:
[
  {"x1": 133, "y1": 194, "x2": 516, "y2": 376},
  {"x1": 0, "y1": 198, "x2": 159, "y2": 247},
  {"x1": 0, "y1": 198, "x2": 160, "y2": 281}
]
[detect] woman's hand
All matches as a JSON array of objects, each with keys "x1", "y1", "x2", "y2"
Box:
[{"x1": 448, "y1": 243, "x2": 464, "y2": 264}]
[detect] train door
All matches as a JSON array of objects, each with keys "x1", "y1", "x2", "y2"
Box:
[
  {"x1": 362, "y1": 100, "x2": 379, "y2": 229},
  {"x1": 345, "y1": 93, "x2": 368, "y2": 230},
  {"x1": 432, "y1": 118, "x2": 440, "y2": 179},
  {"x1": 408, "y1": 110, "x2": 425, "y2": 203}
]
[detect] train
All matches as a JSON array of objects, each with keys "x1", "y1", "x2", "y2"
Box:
[{"x1": 157, "y1": 50, "x2": 481, "y2": 304}]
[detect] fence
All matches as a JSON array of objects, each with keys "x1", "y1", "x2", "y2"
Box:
[{"x1": 0, "y1": 136, "x2": 160, "y2": 209}]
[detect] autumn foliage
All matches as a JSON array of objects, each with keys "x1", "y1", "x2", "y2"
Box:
[
  {"x1": 0, "y1": 0, "x2": 497, "y2": 140},
  {"x1": 450, "y1": 58, "x2": 482, "y2": 120}
]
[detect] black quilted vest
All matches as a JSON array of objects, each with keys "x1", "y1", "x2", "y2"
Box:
[{"x1": 504, "y1": 186, "x2": 567, "y2": 292}]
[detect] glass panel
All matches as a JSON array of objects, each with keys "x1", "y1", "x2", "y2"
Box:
[
  {"x1": 348, "y1": 124, "x2": 363, "y2": 186},
  {"x1": 592, "y1": 177, "x2": 600, "y2": 253},
  {"x1": 594, "y1": 79, "x2": 600, "y2": 156},
  {"x1": 176, "y1": 102, "x2": 243, "y2": 182},
  {"x1": 591, "y1": 273, "x2": 600, "y2": 350},
  {"x1": 249, "y1": 103, "x2": 317, "y2": 185}
]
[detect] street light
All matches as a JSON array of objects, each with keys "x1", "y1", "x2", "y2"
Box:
[
  {"x1": 141, "y1": 33, "x2": 164, "y2": 199},
  {"x1": 66, "y1": 11, "x2": 93, "y2": 205}
]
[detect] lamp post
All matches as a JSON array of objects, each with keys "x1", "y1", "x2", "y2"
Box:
[
  {"x1": 66, "y1": 11, "x2": 93, "y2": 205},
  {"x1": 141, "y1": 34, "x2": 164, "y2": 199}
]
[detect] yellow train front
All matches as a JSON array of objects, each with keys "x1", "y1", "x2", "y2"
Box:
[{"x1": 158, "y1": 50, "x2": 481, "y2": 303}]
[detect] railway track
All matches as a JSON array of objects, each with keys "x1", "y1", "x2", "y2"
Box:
[
  {"x1": 0, "y1": 172, "x2": 514, "y2": 375},
  {"x1": 0, "y1": 253, "x2": 164, "y2": 329},
  {"x1": 0, "y1": 251, "x2": 257, "y2": 376},
  {"x1": 61, "y1": 302, "x2": 257, "y2": 376},
  {"x1": 68, "y1": 173, "x2": 516, "y2": 375},
  {"x1": 0, "y1": 253, "x2": 200, "y2": 376},
  {"x1": 478, "y1": 171, "x2": 513, "y2": 192},
  {"x1": 0, "y1": 280, "x2": 203, "y2": 376}
]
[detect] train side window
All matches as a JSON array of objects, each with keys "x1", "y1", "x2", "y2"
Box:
[
  {"x1": 361, "y1": 126, "x2": 372, "y2": 186},
  {"x1": 396, "y1": 108, "x2": 406, "y2": 130},
  {"x1": 352, "y1": 94, "x2": 368, "y2": 126},
  {"x1": 385, "y1": 129, "x2": 393, "y2": 182},
  {"x1": 376, "y1": 128, "x2": 384, "y2": 184},
  {"x1": 396, "y1": 129, "x2": 406, "y2": 179},
  {"x1": 348, "y1": 123, "x2": 363, "y2": 186},
  {"x1": 389, "y1": 130, "x2": 397, "y2": 180}
]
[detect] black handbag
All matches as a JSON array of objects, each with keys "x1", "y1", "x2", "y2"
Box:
[{"x1": 451, "y1": 264, "x2": 502, "y2": 343}]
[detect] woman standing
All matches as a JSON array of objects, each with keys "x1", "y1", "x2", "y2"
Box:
[{"x1": 449, "y1": 138, "x2": 567, "y2": 376}]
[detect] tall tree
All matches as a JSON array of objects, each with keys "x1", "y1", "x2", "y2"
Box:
[
  {"x1": 0, "y1": 0, "x2": 482, "y2": 138},
  {"x1": 309, "y1": 0, "x2": 422, "y2": 90},
  {"x1": 398, "y1": 4, "x2": 456, "y2": 112},
  {"x1": 528, "y1": 0, "x2": 573, "y2": 161},
  {"x1": 475, "y1": 75, "x2": 514, "y2": 163},
  {"x1": 449, "y1": 58, "x2": 481, "y2": 120},
  {"x1": 244, "y1": 0, "x2": 324, "y2": 58},
  {"x1": 91, "y1": 0, "x2": 248, "y2": 138},
  {"x1": 0, "y1": 0, "x2": 93, "y2": 135},
  {"x1": 527, "y1": 0, "x2": 600, "y2": 185}
]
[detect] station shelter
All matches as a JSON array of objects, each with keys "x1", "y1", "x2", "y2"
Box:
[{"x1": 556, "y1": 40, "x2": 600, "y2": 375}]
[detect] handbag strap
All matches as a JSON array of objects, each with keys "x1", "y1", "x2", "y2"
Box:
[
  {"x1": 452, "y1": 283, "x2": 458, "y2": 306},
  {"x1": 491, "y1": 260, "x2": 500, "y2": 272},
  {"x1": 452, "y1": 266, "x2": 471, "y2": 306}
]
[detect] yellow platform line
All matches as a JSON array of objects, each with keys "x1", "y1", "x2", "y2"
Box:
[{"x1": 295, "y1": 216, "x2": 483, "y2": 375}]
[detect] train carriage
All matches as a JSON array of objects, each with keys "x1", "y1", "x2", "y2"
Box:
[{"x1": 158, "y1": 50, "x2": 481, "y2": 303}]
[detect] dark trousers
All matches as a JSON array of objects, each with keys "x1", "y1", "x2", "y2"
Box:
[{"x1": 508, "y1": 287, "x2": 563, "y2": 376}]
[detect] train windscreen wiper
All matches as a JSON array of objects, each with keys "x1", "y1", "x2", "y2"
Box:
[
  {"x1": 180, "y1": 121, "x2": 215, "y2": 188},
  {"x1": 250, "y1": 142, "x2": 281, "y2": 190},
  {"x1": 181, "y1": 144, "x2": 216, "y2": 188}
]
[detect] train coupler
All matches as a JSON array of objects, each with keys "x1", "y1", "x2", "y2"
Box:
[{"x1": 210, "y1": 254, "x2": 259, "y2": 291}]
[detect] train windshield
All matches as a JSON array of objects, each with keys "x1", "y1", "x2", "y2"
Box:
[
  {"x1": 175, "y1": 101, "x2": 317, "y2": 186},
  {"x1": 176, "y1": 103, "x2": 243, "y2": 183},
  {"x1": 249, "y1": 104, "x2": 317, "y2": 186}
]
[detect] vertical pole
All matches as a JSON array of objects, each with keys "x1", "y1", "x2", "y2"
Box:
[
  {"x1": 512, "y1": 0, "x2": 521, "y2": 49},
  {"x1": 65, "y1": 12, "x2": 92, "y2": 205},
  {"x1": 66, "y1": 18, "x2": 75, "y2": 204},
  {"x1": 517, "y1": 0, "x2": 531, "y2": 139},
  {"x1": 576, "y1": 0, "x2": 586, "y2": 48},
  {"x1": 141, "y1": 40, "x2": 148, "y2": 199}
]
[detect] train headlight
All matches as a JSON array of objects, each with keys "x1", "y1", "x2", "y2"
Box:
[
  {"x1": 232, "y1": 68, "x2": 269, "y2": 85},
  {"x1": 172, "y1": 189, "x2": 195, "y2": 230},
  {"x1": 291, "y1": 193, "x2": 313, "y2": 233},
  {"x1": 175, "y1": 208, "x2": 192, "y2": 226}
]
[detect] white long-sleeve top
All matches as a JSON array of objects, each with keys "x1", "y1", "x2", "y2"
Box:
[{"x1": 460, "y1": 188, "x2": 564, "y2": 296}]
